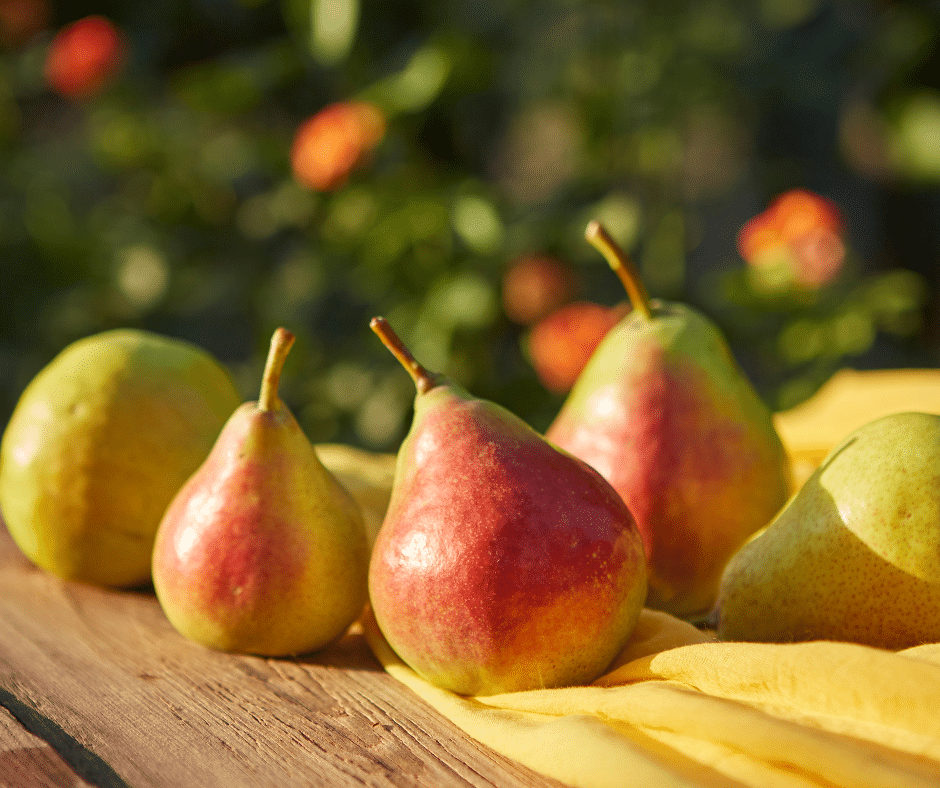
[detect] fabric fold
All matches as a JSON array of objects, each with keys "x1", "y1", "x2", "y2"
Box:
[{"x1": 362, "y1": 608, "x2": 940, "y2": 788}]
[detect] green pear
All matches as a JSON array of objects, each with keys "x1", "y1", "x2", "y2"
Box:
[
  {"x1": 546, "y1": 221, "x2": 791, "y2": 620},
  {"x1": 0, "y1": 329, "x2": 242, "y2": 587},
  {"x1": 368, "y1": 317, "x2": 647, "y2": 696},
  {"x1": 714, "y1": 411, "x2": 940, "y2": 648},
  {"x1": 152, "y1": 328, "x2": 369, "y2": 656}
]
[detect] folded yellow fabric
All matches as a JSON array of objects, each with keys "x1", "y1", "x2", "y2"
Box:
[
  {"x1": 364, "y1": 607, "x2": 940, "y2": 788},
  {"x1": 773, "y1": 368, "x2": 940, "y2": 487}
]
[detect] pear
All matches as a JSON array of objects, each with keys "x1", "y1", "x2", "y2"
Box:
[
  {"x1": 0, "y1": 329, "x2": 242, "y2": 587},
  {"x1": 545, "y1": 221, "x2": 791, "y2": 620},
  {"x1": 714, "y1": 411, "x2": 940, "y2": 648},
  {"x1": 368, "y1": 317, "x2": 647, "y2": 696},
  {"x1": 152, "y1": 328, "x2": 369, "y2": 656}
]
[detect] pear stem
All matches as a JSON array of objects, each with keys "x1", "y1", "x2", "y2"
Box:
[
  {"x1": 370, "y1": 317, "x2": 438, "y2": 394},
  {"x1": 585, "y1": 219, "x2": 652, "y2": 320},
  {"x1": 258, "y1": 327, "x2": 295, "y2": 412}
]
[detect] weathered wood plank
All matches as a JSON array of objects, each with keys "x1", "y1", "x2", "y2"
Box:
[
  {"x1": 0, "y1": 702, "x2": 97, "y2": 788},
  {"x1": 0, "y1": 525, "x2": 563, "y2": 788}
]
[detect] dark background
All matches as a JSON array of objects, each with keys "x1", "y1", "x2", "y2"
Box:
[{"x1": 2, "y1": 0, "x2": 939, "y2": 450}]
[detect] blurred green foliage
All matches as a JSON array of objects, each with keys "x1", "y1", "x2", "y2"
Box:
[{"x1": 2, "y1": 0, "x2": 940, "y2": 450}]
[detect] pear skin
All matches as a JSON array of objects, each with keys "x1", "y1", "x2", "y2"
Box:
[
  {"x1": 715, "y1": 412, "x2": 940, "y2": 648},
  {"x1": 152, "y1": 329, "x2": 369, "y2": 656},
  {"x1": 546, "y1": 222, "x2": 791, "y2": 620},
  {"x1": 368, "y1": 318, "x2": 648, "y2": 697},
  {"x1": 0, "y1": 329, "x2": 242, "y2": 587}
]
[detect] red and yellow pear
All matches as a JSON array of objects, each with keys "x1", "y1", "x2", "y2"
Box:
[
  {"x1": 152, "y1": 328, "x2": 369, "y2": 656},
  {"x1": 368, "y1": 317, "x2": 647, "y2": 696},
  {"x1": 546, "y1": 222, "x2": 791, "y2": 620}
]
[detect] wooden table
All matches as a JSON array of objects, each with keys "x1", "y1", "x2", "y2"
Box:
[{"x1": 0, "y1": 523, "x2": 564, "y2": 788}]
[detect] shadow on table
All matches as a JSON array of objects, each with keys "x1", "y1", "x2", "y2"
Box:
[{"x1": 293, "y1": 621, "x2": 385, "y2": 673}]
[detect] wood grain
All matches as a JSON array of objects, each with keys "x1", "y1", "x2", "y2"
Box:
[{"x1": 0, "y1": 525, "x2": 564, "y2": 788}]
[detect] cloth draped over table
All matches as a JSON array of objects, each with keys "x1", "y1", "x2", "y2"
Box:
[{"x1": 363, "y1": 609, "x2": 940, "y2": 788}]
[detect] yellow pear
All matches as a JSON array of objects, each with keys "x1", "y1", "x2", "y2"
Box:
[
  {"x1": 714, "y1": 411, "x2": 940, "y2": 648},
  {"x1": 0, "y1": 329, "x2": 241, "y2": 587}
]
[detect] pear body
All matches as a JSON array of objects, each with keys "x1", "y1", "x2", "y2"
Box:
[
  {"x1": 370, "y1": 382, "x2": 648, "y2": 696},
  {"x1": 715, "y1": 412, "x2": 940, "y2": 648},
  {"x1": 152, "y1": 400, "x2": 369, "y2": 656},
  {"x1": 546, "y1": 302, "x2": 791, "y2": 619},
  {"x1": 0, "y1": 329, "x2": 241, "y2": 587}
]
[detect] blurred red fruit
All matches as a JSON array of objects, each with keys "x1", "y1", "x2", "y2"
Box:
[
  {"x1": 526, "y1": 301, "x2": 629, "y2": 394},
  {"x1": 501, "y1": 254, "x2": 578, "y2": 326},
  {"x1": 291, "y1": 101, "x2": 386, "y2": 191},
  {"x1": 44, "y1": 15, "x2": 126, "y2": 99},
  {"x1": 737, "y1": 189, "x2": 845, "y2": 290},
  {"x1": 0, "y1": 0, "x2": 48, "y2": 48}
]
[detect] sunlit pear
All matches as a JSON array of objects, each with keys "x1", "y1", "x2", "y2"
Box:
[
  {"x1": 368, "y1": 317, "x2": 647, "y2": 696},
  {"x1": 546, "y1": 221, "x2": 791, "y2": 619},
  {"x1": 715, "y1": 412, "x2": 940, "y2": 648},
  {"x1": 0, "y1": 329, "x2": 241, "y2": 587},
  {"x1": 152, "y1": 328, "x2": 369, "y2": 656}
]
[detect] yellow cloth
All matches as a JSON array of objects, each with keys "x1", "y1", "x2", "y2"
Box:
[
  {"x1": 363, "y1": 609, "x2": 940, "y2": 788},
  {"x1": 773, "y1": 368, "x2": 940, "y2": 488},
  {"x1": 361, "y1": 369, "x2": 940, "y2": 788}
]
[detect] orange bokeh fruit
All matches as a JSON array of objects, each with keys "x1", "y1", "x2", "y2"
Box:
[
  {"x1": 501, "y1": 254, "x2": 578, "y2": 326},
  {"x1": 44, "y1": 15, "x2": 126, "y2": 99},
  {"x1": 291, "y1": 101, "x2": 386, "y2": 191},
  {"x1": 737, "y1": 189, "x2": 845, "y2": 290},
  {"x1": 527, "y1": 301, "x2": 630, "y2": 394}
]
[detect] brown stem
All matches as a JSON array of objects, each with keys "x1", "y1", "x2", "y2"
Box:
[
  {"x1": 258, "y1": 327, "x2": 295, "y2": 412},
  {"x1": 370, "y1": 317, "x2": 438, "y2": 394},
  {"x1": 585, "y1": 220, "x2": 652, "y2": 320}
]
